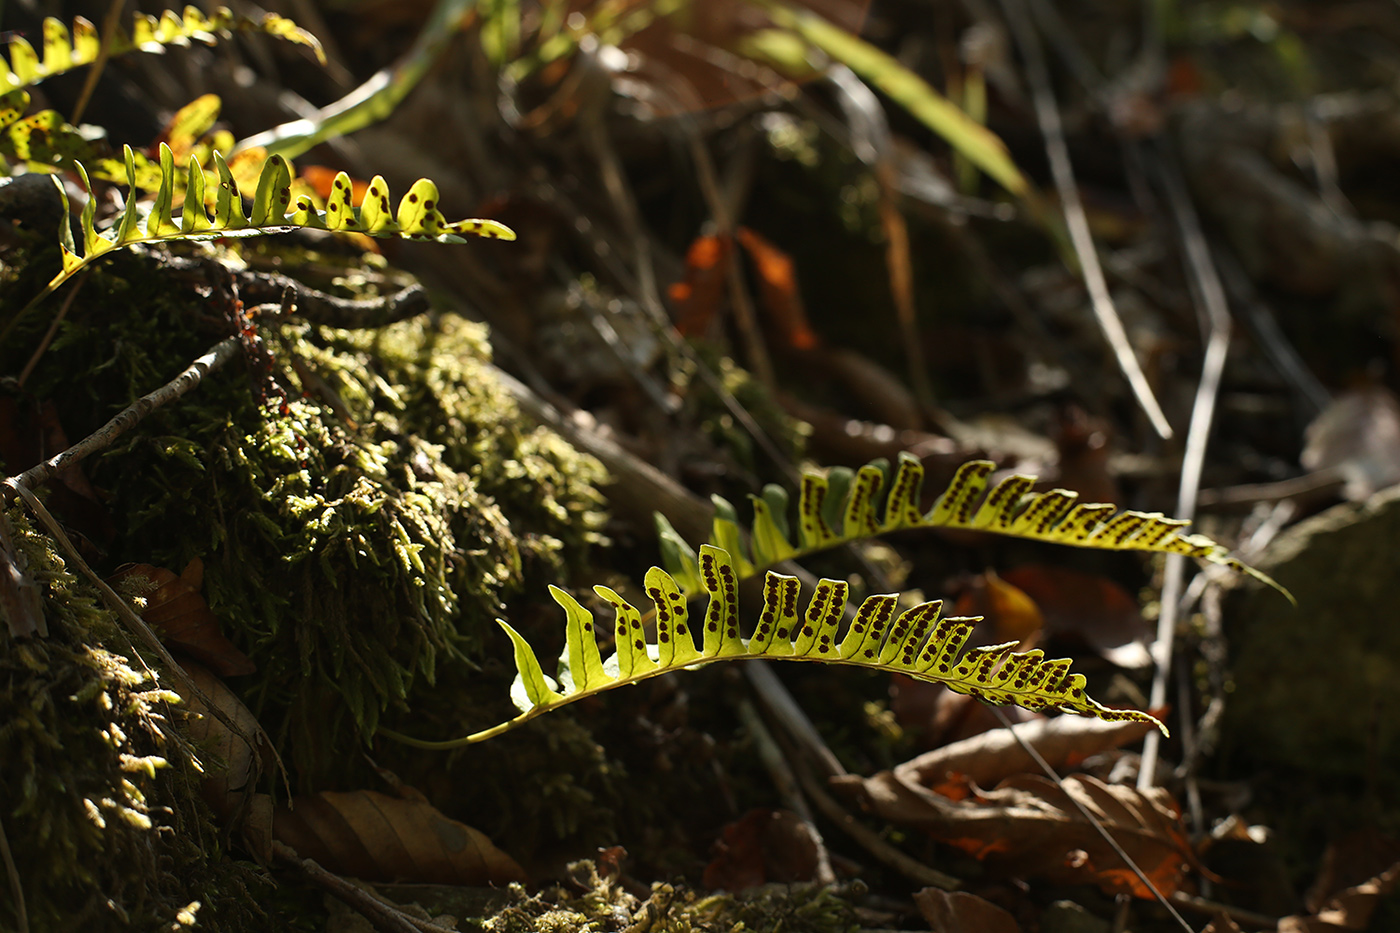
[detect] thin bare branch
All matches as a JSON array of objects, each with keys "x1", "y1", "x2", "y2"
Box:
[
  {"x1": 1139, "y1": 147, "x2": 1233, "y2": 791},
  {"x1": 5, "y1": 338, "x2": 240, "y2": 498},
  {"x1": 999, "y1": 0, "x2": 1174, "y2": 440}
]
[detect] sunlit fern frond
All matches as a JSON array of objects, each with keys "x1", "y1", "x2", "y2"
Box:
[
  {"x1": 0, "y1": 6, "x2": 324, "y2": 92},
  {"x1": 655, "y1": 453, "x2": 1284, "y2": 597},
  {"x1": 30, "y1": 142, "x2": 514, "y2": 307},
  {"x1": 380, "y1": 543, "x2": 1165, "y2": 750}
]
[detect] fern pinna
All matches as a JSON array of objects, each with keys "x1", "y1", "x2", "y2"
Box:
[
  {"x1": 659, "y1": 454, "x2": 1282, "y2": 596},
  {"x1": 0, "y1": 6, "x2": 324, "y2": 93},
  {"x1": 27, "y1": 142, "x2": 515, "y2": 309},
  {"x1": 381, "y1": 454, "x2": 1294, "y2": 749},
  {"x1": 383, "y1": 541, "x2": 1166, "y2": 751}
]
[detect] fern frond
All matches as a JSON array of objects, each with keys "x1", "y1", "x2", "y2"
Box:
[
  {"x1": 381, "y1": 544, "x2": 1165, "y2": 750},
  {"x1": 661, "y1": 454, "x2": 1284, "y2": 595},
  {"x1": 31, "y1": 142, "x2": 514, "y2": 306},
  {"x1": 0, "y1": 6, "x2": 325, "y2": 92}
]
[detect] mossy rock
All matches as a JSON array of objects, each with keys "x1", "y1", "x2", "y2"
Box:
[
  {"x1": 1221, "y1": 486, "x2": 1400, "y2": 783},
  {"x1": 1, "y1": 507, "x2": 267, "y2": 930},
  {"x1": 2, "y1": 244, "x2": 616, "y2": 925}
]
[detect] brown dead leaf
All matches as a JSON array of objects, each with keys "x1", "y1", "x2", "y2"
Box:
[
  {"x1": 174, "y1": 660, "x2": 268, "y2": 823},
  {"x1": 108, "y1": 559, "x2": 256, "y2": 676},
  {"x1": 834, "y1": 770, "x2": 1192, "y2": 899},
  {"x1": 736, "y1": 226, "x2": 820, "y2": 352},
  {"x1": 895, "y1": 716, "x2": 1155, "y2": 791},
  {"x1": 1280, "y1": 862, "x2": 1400, "y2": 932},
  {"x1": 271, "y1": 789, "x2": 526, "y2": 886},
  {"x1": 952, "y1": 571, "x2": 1044, "y2": 645},
  {"x1": 587, "y1": 0, "x2": 870, "y2": 117},
  {"x1": 671, "y1": 232, "x2": 733, "y2": 339},
  {"x1": 914, "y1": 887, "x2": 1022, "y2": 933},
  {"x1": 1000, "y1": 565, "x2": 1153, "y2": 669},
  {"x1": 1305, "y1": 831, "x2": 1400, "y2": 915},
  {"x1": 1045, "y1": 406, "x2": 1119, "y2": 506},
  {"x1": 704, "y1": 808, "x2": 821, "y2": 891}
]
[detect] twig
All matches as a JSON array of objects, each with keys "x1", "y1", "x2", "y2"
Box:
[
  {"x1": 736, "y1": 699, "x2": 837, "y2": 885},
  {"x1": 826, "y1": 64, "x2": 936, "y2": 422},
  {"x1": 271, "y1": 842, "x2": 456, "y2": 933},
  {"x1": 788, "y1": 738, "x2": 961, "y2": 891},
  {"x1": 1138, "y1": 146, "x2": 1233, "y2": 791},
  {"x1": 680, "y1": 121, "x2": 777, "y2": 389},
  {"x1": 1170, "y1": 891, "x2": 1280, "y2": 930},
  {"x1": 998, "y1": 0, "x2": 1174, "y2": 440},
  {"x1": 991, "y1": 707, "x2": 1194, "y2": 933},
  {"x1": 4, "y1": 338, "x2": 240, "y2": 498},
  {"x1": 17, "y1": 272, "x2": 87, "y2": 388},
  {"x1": 743, "y1": 661, "x2": 848, "y2": 779},
  {"x1": 0, "y1": 812, "x2": 26, "y2": 933}
]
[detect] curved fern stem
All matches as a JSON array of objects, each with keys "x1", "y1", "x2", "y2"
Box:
[
  {"x1": 382, "y1": 544, "x2": 1166, "y2": 750},
  {"x1": 660, "y1": 454, "x2": 1288, "y2": 598},
  {"x1": 0, "y1": 6, "x2": 325, "y2": 93}
]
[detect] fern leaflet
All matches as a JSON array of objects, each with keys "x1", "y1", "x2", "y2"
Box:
[
  {"x1": 1, "y1": 6, "x2": 324, "y2": 92},
  {"x1": 31, "y1": 142, "x2": 513, "y2": 307},
  {"x1": 380, "y1": 543, "x2": 1165, "y2": 750},
  {"x1": 657, "y1": 453, "x2": 1284, "y2": 597}
]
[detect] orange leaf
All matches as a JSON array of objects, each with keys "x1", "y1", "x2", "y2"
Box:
[
  {"x1": 737, "y1": 226, "x2": 820, "y2": 350},
  {"x1": 1001, "y1": 565, "x2": 1152, "y2": 669},
  {"x1": 952, "y1": 570, "x2": 1044, "y2": 644},
  {"x1": 670, "y1": 232, "x2": 733, "y2": 338},
  {"x1": 299, "y1": 165, "x2": 372, "y2": 204}
]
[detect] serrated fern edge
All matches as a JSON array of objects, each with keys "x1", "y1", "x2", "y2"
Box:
[
  {"x1": 659, "y1": 453, "x2": 1287, "y2": 599},
  {"x1": 379, "y1": 543, "x2": 1165, "y2": 750},
  {"x1": 1, "y1": 5, "x2": 325, "y2": 93},
  {"x1": 29, "y1": 141, "x2": 514, "y2": 308}
]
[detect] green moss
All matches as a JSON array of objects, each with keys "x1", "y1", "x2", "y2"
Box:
[
  {"x1": 475, "y1": 862, "x2": 863, "y2": 933},
  {"x1": 1, "y1": 507, "x2": 267, "y2": 931},
  {"x1": 3, "y1": 247, "x2": 607, "y2": 792}
]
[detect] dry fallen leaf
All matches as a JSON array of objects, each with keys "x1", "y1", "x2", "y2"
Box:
[
  {"x1": 108, "y1": 558, "x2": 256, "y2": 676},
  {"x1": 835, "y1": 770, "x2": 1192, "y2": 898},
  {"x1": 914, "y1": 887, "x2": 1022, "y2": 933},
  {"x1": 670, "y1": 232, "x2": 733, "y2": 339},
  {"x1": 894, "y1": 715, "x2": 1156, "y2": 791},
  {"x1": 1001, "y1": 565, "x2": 1153, "y2": 669},
  {"x1": 175, "y1": 659, "x2": 268, "y2": 823},
  {"x1": 271, "y1": 789, "x2": 527, "y2": 886},
  {"x1": 704, "y1": 808, "x2": 822, "y2": 891},
  {"x1": 736, "y1": 226, "x2": 821, "y2": 352}
]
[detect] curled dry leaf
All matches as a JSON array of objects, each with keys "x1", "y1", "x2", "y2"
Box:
[
  {"x1": 1279, "y1": 863, "x2": 1400, "y2": 932},
  {"x1": 894, "y1": 715, "x2": 1155, "y2": 792},
  {"x1": 108, "y1": 558, "x2": 256, "y2": 676},
  {"x1": 914, "y1": 887, "x2": 1022, "y2": 933},
  {"x1": 269, "y1": 789, "x2": 526, "y2": 886},
  {"x1": 834, "y1": 770, "x2": 1192, "y2": 898}
]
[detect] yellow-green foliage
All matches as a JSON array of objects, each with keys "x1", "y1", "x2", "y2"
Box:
[
  {"x1": 1, "y1": 508, "x2": 264, "y2": 930},
  {"x1": 0, "y1": 6, "x2": 324, "y2": 93},
  {"x1": 2, "y1": 249, "x2": 606, "y2": 786}
]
